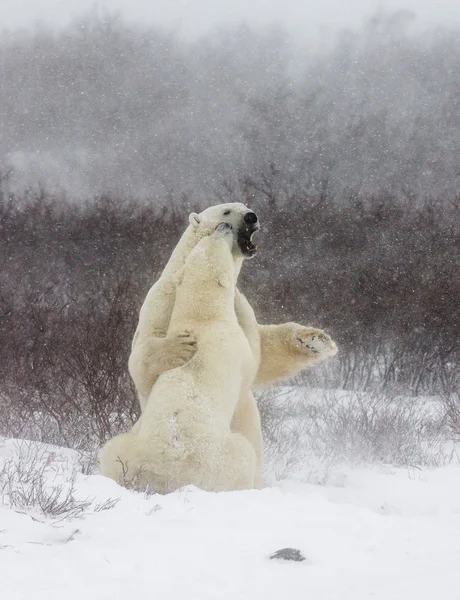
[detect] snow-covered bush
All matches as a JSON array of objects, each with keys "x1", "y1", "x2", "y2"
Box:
[
  {"x1": 0, "y1": 439, "x2": 118, "y2": 518},
  {"x1": 258, "y1": 387, "x2": 452, "y2": 483}
]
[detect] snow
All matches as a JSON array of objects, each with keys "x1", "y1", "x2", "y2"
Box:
[{"x1": 1, "y1": 438, "x2": 460, "y2": 599}]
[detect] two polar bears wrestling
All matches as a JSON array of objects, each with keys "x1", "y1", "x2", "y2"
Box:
[{"x1": 100, "y1": 203, "x2": 337, "y2": 493}]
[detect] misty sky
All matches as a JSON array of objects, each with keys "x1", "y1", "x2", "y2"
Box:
[{"x1": 1, "y1": 0, "x2": 459, "y2": 39}]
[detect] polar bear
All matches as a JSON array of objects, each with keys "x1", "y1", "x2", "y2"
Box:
[
  {"x1": 100, "y1": 224, "x2": 257, "y2": 492},
  {"x1": 128, "y1": 203, "x2": 261, "y2": 406},
  {"x1": 128, "y1": 203, "x2": 337, "y2": 487}
]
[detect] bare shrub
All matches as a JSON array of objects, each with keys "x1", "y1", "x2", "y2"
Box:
[
  {"x1": 2, "y1": 178, "x2": 460, "y2": 457},
  {"x1": 313, "y1": 391, "x2": 449, "y2": 468},
  {"x1": 0, "y1": 440, "x2": 118, "y2": 519},
  {"x1": 0, "y1": 441, "x2": 91, "y2": 519},
  {"x1": 76, "y1": 447, "x2": 101, "y2": 476},
  {"x1": 258, "y1": 386, "x2": 452, "y2": 482},
  {"x1": 258, "y1": 388, "x2": 336, "y2": 483},
  {"x1": 0, "y1": 194, "x2": 183, "y2": 450},
  {"x1": 5, "y1": 470, "x2": 91, "y2": 520},
  {"x1": 441, "y1": 394, "x2": 460, "y2": 441},
  {"x1": 93, "y1": 498, "x2": 120, "y2": 512},
  {"x1": 0, "y1": 277, "x2": 142, "y2": 449},
  {"x1": 112, "y1": 457, "x2": 153, "y2": 494}
]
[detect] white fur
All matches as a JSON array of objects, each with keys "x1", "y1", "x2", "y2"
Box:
[
  {"x1": 100, "y1": 227, "x2": 257, "y2": 493},
  {"x1": 118, "y1": 202, "x2": 337, "y2": 491},
  {"x1": 128, "y1": 203, "x2": 253, "y2": 405}
]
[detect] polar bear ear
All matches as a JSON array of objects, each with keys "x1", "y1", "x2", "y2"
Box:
[{"x1": 189, "y1": 213, "x2": 201, "y2": 226}]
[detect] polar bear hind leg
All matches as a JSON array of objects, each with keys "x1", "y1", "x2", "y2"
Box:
[
  {"x1": 100, "y1": 428, "x2": 256, "y2": 493},
  {"x1": 217, "y1": 433, "x2": 257, "y2": 491}
]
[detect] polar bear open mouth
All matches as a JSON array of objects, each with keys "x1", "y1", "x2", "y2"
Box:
[{"x1": 237, "y1": 227, "x2": 259, "y2": 257}]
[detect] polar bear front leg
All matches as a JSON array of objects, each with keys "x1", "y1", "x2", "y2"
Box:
[
  {"x1": 129, "y1": 329, "x2": 197, "y2": 410},
  {"x1": 254, "y1": 323, "x2": 337, "y2": 388}
]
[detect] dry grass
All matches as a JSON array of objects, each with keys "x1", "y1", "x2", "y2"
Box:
[
  {"x1": 258, "y1": 387, "x2": 454, "y2": 483},
  {"x1": 0, "y1": 440, "x2": 119, "y2": 520}
]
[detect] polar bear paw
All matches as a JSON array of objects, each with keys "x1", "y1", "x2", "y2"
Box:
[
  {"x1": 160, "y1": 330, "x2": 197, "y2": 371},
  {"x1": 293, "y1": 327, "x2": 337, "y2": 359}
]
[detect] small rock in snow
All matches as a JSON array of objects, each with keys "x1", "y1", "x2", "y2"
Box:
[{"x1": 270, "y1": 548, "x2": 306, "y2": 562}]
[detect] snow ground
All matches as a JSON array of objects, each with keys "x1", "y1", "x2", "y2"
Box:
[{"x1": 1, "y1": 438, "x2": 460, "y2": 600}]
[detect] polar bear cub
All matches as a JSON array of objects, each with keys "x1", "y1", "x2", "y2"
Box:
[{"x1": 100, "y1": 223, "x2": 257, "y2": 493}]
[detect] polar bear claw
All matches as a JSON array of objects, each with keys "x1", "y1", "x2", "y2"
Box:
[{"x1": 294, "y1": 328, "x2": 337, "y2": 358}]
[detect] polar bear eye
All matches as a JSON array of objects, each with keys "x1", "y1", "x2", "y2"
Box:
[{"x1": 223, "y1": 210, "x2": 231, "y2": 215}]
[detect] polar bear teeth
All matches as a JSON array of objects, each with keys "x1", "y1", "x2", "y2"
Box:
[{"x1": 246, "y1": 232, "x2": 258, "y2": 252}]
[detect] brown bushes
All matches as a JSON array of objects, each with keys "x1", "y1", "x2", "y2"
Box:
[{"x1": 1, "y1": 183, "x2": 460, "y2": 446}]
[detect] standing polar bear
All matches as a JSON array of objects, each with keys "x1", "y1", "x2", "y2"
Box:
[
  {"x1": 125, "y1": 203, "x2": 337, "y2": 489},
  {"x1": 100, "y1": 224, "x2": 257, "y2": 492}
]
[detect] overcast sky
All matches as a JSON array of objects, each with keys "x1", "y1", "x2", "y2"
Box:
[{"x1": 1, "y1": 0, "x2": 459, "y2": 39}]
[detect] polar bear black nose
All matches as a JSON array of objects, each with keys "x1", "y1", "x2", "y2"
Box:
[{"x1": 244, "y1": 212, "x2": 258, "y2": 225}]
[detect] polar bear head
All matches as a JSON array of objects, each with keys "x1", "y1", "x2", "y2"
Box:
[
  {"x1": 183, "y1": 223, "x2": 236, "y2": 289},
  {"x1": 189, "y1": 202, "x2": 259, "y2": 259},
  {"x1": 173, "y1": 223, "x2": 238, "y2": 321}
]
